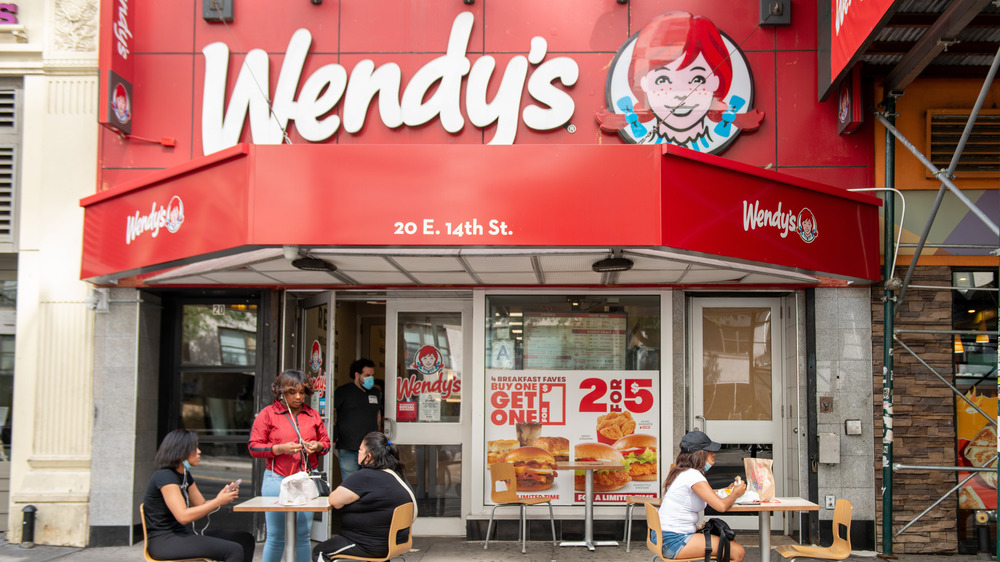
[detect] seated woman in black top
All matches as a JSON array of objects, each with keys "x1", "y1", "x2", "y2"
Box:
[
  {"x1": 313, "y1": 432, "x2": 415, "y2": 561},
  {"x1": 143, "y1": 429, "x2": 255, "y2": 562}
]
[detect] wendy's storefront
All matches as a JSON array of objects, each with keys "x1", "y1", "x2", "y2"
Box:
[{"x1": 73, "y1": 1, "x2": 881, "y2": 548}]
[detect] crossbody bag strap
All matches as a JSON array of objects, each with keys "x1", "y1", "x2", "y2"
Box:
[
  {"x1": 281, "y1": 409, "x2": 309, "y2": 473},
  {"x1": 382, "y1": 468, "x2": 418, "y2": 520}
]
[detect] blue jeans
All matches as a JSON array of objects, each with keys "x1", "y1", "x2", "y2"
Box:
[
  {"x1": 338, "y1": 449, "x2": 360, "y2": 481},
  {"x1": 261, "y1": 469, "x2": 312, "y2": 562},
  {"x1": 660, "y1": 530, "x2": 693, "y2": 559}
]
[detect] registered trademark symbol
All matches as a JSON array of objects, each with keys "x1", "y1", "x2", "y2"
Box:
[{"x1": 565, "y1": 123, "x2": 577, "y2": 133}]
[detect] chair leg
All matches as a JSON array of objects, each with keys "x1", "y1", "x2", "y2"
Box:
[
  {"x1": 520, "y1": 504, "x2": 527, "y2": 554},
  {"x1": 484, "y1": 505, "x2": 499, "y2": 550},
  {"x1": 548, "y1": 503, "x2": 557, "y2": 546},
  {"x1": 625, "y1": 503, "x2": 635, "y2": 552}
]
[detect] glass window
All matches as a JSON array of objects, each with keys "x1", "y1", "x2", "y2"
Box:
[
  {"x1": 486, "y1": 295, "x2": 660, "y2": 370},
  {"x1": 397, "y1": 444, "x2": 461, "y2": 517},
  {"x1": 701, "y1": 307, "x2": 772, "y2": 421},
  {"x1": 182, "y1": 304, "x2": 258, "y2": 367},
  {"x1": 0, "y1": 334, "x2": 12, "y2": 460},
  {"x1": 180, "y1": 371, "x2": 256, "y2": 437},
  {"x1": 952, "y1": 270, "x2": 997, "y2": 553},
  {"x1": 396, "y1": 312, "x2": 462, "y2": 423}
]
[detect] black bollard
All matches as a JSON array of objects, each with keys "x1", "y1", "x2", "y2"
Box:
[{"x1": 20, "y1": 504, "x2": 37, "y2": 548}]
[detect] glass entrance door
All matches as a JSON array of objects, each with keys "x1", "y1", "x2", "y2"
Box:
[
  {"x1": 293, "y1": 292, "x2": 334, "y2": 540},
  {"x1": 385, "y1": 299, "x2": 471, "y2": 536},
  {"x1": 691, "y1": 297, "x2": 784, "y2": 531}
]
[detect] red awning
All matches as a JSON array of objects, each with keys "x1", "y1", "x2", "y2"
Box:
[{"x1": 80, "y1": 143, "x2": 880, "y2": 285}]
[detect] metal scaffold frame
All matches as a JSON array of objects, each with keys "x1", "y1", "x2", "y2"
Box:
[{"x1": 876, "y1": 45, "x2": 1000, "y2": 558}]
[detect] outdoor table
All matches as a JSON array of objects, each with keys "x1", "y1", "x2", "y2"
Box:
[
  {"x1": 233, "y1": 496, "x2": 331, "y2": 561},
  {"x1": 555, "y1": 460, "x2": 627, "y2": 551},
  {"x1": 728, "y1": 497, "x2": 820, "y2": 562}
]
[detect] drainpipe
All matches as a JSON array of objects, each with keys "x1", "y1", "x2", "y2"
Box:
[
  {"x1": 805, "y1": 289, "x2": 818, "y2": 544},
  {"x1": 880, "y1": 92, "x2": 899, "y2": 557}
]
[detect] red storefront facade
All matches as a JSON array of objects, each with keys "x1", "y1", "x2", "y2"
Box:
[{"x1": 81, "y1": 0, "x2": 883, "y2": 548}]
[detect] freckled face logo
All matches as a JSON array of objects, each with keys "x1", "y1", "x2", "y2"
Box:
[
  {"x1": 309, "y1": 340, "x2": 322, "y2": 372},
  {"x1": 165, "y1": 196, "x2": 185, "y2": 233},
  {"x1": 598, "y1": 11, "x2": 762, "y2": 154},
  {"x1": 412, "y1": 345, "x2": 443, "y2": 375},
  {"x1": 113, "y1": 83, "x2": 131, "y2": 124},
  {"x1": 797, "y1": 208, "x2": 818, "y2": 243}
]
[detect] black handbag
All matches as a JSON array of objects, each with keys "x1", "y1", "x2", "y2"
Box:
[
  {"x1": 310, "y1": 468, "x2": 331, "y2": 496},
  {"x1": 702, "y1": 518, "x2": 734, "y2": 562}
]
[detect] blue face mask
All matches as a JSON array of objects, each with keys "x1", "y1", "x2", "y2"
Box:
[
  {"x1": 362, "y1": 376, "x2": 375, "y2": 390},
  {"x1": 182, "y1": 460, "x2": 192, "y2": 470},
  {"x1": 703, "y1": 462, "x2": 713, "y2": 472}
]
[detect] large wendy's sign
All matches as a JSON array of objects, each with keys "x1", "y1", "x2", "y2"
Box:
[
  {"x1": 597, "y1": 11, "x2": 764, "y2": 154},
  {"x1": 201, "y1": 12, "x2": 579, "y2": 155}
]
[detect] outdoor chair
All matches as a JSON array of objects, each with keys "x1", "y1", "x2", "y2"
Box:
[
  {"x1": 140, "y1": 503, "x2": 214, "y2": 562},
  {"x1": 329, "y1": 502, "x2": 415, "y2": 561},
  {"x1": 483, "y1": 461, "x2": 557, "y2": 554},
  {"x1": 774, "y1": 499, "x2": 852, "y2": 562},
  {"x1": 645, "y1": 502, "x2": 705, "y2": 562}
]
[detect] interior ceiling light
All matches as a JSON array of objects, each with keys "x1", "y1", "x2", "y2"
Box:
[
  {"x1": 291, "y1": 256, "x2": 337, "y2": 272},
  {"x1": 593, "y1": 251, "x2": 634, "y2": 273}
]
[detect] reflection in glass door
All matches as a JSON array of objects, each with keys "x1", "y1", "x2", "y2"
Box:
[
  {"x1": 691, "y1": 298, "x2": 783, "y2": 530},
  {"x1": 386, "y1": 300, "x2": 471, "y2": 536},
  {"x1": 177, "y1": 301, "x2": 259, "y2": 530}
]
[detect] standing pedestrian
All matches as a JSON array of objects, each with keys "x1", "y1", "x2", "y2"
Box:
[
  {"x1": 333, "y1": 358, "x2": 382, "y2": 481},
  {"x1": 249, "y1": 369, "x2": 331, "y2": 562}
]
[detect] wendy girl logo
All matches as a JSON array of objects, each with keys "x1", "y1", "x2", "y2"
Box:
[
  {"x1": 597, "y1": 11, "x2": 764, "y2": 154},
  {"x1": 412, "y1": 345, "x2": 444, "y2": 375},
  {"x1": 797, "y1": 208, "x2": 818, "y2": 243},
  {"x1": 309, "y1": 340, "x2": 323, "y2": 372}
]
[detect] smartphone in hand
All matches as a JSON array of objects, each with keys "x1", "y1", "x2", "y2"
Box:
[{"x1": 226, "y1": 479, "x2": 242, "y2": 492}]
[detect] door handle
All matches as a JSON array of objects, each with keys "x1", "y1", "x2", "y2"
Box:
[
  {"x1": 384, "y1": 418, "x2": 395, "y2": 439},
  {"x1": 694, "y1": 415, "x2": 706, "y2": 432}
]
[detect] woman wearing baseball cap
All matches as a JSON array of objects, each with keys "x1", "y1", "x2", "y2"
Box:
[{"x1": 657, "y1": 430, "x2": 747, "y2": 562}]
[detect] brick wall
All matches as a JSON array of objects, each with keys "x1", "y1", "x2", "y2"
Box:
[{"x1": 872, "y1": 266, "x2": 959, "y2": 553}]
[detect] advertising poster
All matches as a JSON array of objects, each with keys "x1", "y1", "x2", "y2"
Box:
[
  {"x1": 957, "y1": 388, "x2": 998, "y2": 510},
  {"x1": 485, "y1": 369, "x2": 659, "y2": 506}
]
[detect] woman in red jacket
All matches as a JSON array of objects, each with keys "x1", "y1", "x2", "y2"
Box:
[{"x1": 249, "y1": 369, "x2": 331, "y2": 562}]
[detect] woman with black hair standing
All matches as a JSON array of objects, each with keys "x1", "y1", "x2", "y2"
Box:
[
  {"x1": 249, "y1": 369, "x2": 331, "y2": 562},
  {"x1": 142, "y1": 429, "x2": 255, "y2": 562},
  {"x1": 312, "y1": 431, "x2": 415, "y2": 561}
]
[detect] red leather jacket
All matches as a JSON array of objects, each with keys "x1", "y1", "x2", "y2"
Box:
[{"x1": 249, "y1": 400, "x2": 331, "y2": 476}]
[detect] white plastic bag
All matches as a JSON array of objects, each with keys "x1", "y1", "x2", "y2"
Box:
[{"x1": 279, "y1": 471, "x2": 319, "y2": 505}]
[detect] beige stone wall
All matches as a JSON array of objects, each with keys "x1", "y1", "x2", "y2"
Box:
[{"x1": 6, "y1": 0, "x2": 99, "y2": 547}]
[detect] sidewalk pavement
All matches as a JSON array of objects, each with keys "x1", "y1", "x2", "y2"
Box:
[{"x1": 0, "y1": 533, "x2": 990, "y2": 562}]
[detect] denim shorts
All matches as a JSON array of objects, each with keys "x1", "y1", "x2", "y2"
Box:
[{"x1": 660, "y1": 530, "x2": 693, "y2": 559}]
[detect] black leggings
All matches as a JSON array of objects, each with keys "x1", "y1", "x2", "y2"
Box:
[
  {"x1": 313, "y1": 535, "x2": 385, "y2": 561},
  {"x1": 147, "y1": 529, "x2": 255, "y2": 562}
]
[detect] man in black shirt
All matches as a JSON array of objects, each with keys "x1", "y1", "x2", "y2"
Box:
[{"x1": 333, "y1": 358, "x2": 382, "y2": 480}]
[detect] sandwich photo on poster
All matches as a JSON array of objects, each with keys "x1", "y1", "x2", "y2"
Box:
[{"x1": 485, "y1": 368, "x2": 659, "y2": 506}]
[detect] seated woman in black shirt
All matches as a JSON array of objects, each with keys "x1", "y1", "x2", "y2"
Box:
[
  {"x1": 313, "y1": 431, "x2": 416, "y2": 561},
  {"x1": 143, "y1": 429, "x2": 255, "y2": 562}
]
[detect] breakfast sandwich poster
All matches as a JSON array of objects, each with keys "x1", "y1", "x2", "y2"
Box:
[
  {"x1": 956, "y1": 388, "x2": 997, "y2": 509},
  {"x1": 485, "y1": 369, "x2": 660, "y2": 505}
]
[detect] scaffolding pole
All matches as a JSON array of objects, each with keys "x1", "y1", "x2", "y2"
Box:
[{"x1": 880, "y1": 92, "x2": 897, "y2": 557}]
